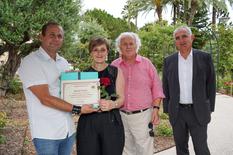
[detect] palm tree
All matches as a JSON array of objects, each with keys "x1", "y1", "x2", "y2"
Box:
[
  {"x1": 122, "y1": 1, "x2": 140, "y2": 27},
  {"x1": 170, "y1": 0, "x2": 233, "y2": 26},
  {"x1": 209, "y1": 0, "x2": 233, "y2": 27},
  {"x1": 122, "y1": 0, "x2": 170, "y2": 25},
  {"x1": 170, "y1": 0, "x2": 181, "y2": 25}
]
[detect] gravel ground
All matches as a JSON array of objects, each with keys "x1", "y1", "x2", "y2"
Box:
[{"x1": 0, "y1": 96, "x2": 174, "y2": 155}]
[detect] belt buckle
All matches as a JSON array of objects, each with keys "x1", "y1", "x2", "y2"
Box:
[
  {"x1": 127, "y1": 111, "x2": 133, "y2": 115},
  {"x1": 179, "y1": 104, "x2": 193, "y2": 108}
]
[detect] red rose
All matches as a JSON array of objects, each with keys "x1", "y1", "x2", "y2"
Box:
[{"x1": 100, "y1": 77, "x2": 111, "y2": 87}]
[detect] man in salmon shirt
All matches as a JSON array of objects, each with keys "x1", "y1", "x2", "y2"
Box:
[{"x1": 112, "y1": 32, "x2": 164, "y2": 155}]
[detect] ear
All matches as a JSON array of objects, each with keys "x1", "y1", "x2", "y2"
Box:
[{"x1": 191, "y1": 34, "x2": 195, "y2": 41}]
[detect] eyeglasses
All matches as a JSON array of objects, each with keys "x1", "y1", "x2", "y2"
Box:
[
  {"x1": 148, "y1": 122, "x2": 154, "y2": 137},
  {"x1": 92, "y1": 48, "x2": 107, "y2": 54}
]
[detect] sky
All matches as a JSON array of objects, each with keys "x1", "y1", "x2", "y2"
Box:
[
  {"x1": 82, "y1": 0, "x2": 167, "y2": 28},
  {"x1": 82, "y1": 0, "x2": 233, "y2": 28}
]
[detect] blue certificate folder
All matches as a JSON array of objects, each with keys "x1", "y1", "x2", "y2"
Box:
[{"x1": 60, "y1": 72, "x2": 98, "y2": 80}]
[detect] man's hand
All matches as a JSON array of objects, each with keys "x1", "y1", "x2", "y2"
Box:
[
  {"x1": 81, "y1": 104, "x2": 98, "y2": 114},
  {"x1": 151, "y1": 109, "x2": 160, "y2": 125}
]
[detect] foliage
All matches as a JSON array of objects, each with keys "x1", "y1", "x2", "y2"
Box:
[
  {"x1": 0, "y1": 112, "x2": 7, "y2": 129},
  {"x1": 7, "y1": 76, "x2": 22, "y2": 94},
  {"x1": 83, "y1": 8, "x2": 136, "y2": 40},
  {"x1": 0, "y1": 112, "x2": 7, "y2": 144},
  {"x1": 0, "y1": 0, "x2": 81, "y2": 95},
  {"x1": 216, "y1": 26, "x2": 233, "y2": 78},
  {"x1": 138, "y1": 23, "x2": 175, "y2": 73},
  {"x1": 73, "y1": 9, "x2": 134, "y2": 67},
  {"x1": 98, "y1": 85, "x2": 118, "y2": 100},
  {"x1": 218, "y1": 75, "x2": 233, "y2": 95},
  {"x1": 63, "y1": 20, "x2": 109, "y2": 71},
  {"x1": 192, "y1": 3, "x2": 210, "y2": 29},
  {"x1": 138, "y1": 22, "x2": 213, "y2": 73},
  {"x1": 191, "y1": 27, "x2": 209, "y2": 49},
  {"x1": 122, "y1": 0, "x2": 169, "y2": 23},
  {"x1": 78, "y1": 20, "x2": 109, "y2": 44},
  {"x1": 156, "y1": 121, "x2": 173, "y2": 136},
  {"x1": 160, "y1": 112, "x2": 169, "y2": 120},
  {"x1": 0, "y1": 135, "x2": 6, "y2": 144},
  {"x1": 121, "y1": 0, "x2": 140, "y2": 26}
]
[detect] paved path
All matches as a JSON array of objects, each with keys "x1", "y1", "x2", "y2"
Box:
[{"x1": 155, "y1": 94, "x2": 233, "y2": 155}]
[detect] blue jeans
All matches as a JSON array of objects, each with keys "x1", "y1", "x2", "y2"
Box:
[{"x1": 33, "y1": 133, "x2": 75, "y2": 155}]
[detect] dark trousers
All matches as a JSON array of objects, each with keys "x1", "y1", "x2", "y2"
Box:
[
  {"x1": 76, "y1": 110, "x2": 124, "y2": 155},
  {"x1": 172, "y1": 105, "x2": 210, "y2": 155}
]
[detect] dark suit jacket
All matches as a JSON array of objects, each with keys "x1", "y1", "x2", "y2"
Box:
[{"x1": 162, "y1": 49, "x2": 216, "y2": 126}]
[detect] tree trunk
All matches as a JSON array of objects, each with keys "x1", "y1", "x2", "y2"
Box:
[
  {"x1": 212, "y1": 6, "x2": 217, "y2": 29},
  {"x1": 183, "y1": 0, "x2": 189, "y2": 24},
  {"x1": 156, "y1": 6, "x2": 163, "y2": 22},
  {"x1": 188, "y1": 0, "x2": 198, "y2": 26},
  {"x1": 177, "y1": 3, "x2": 180, "y2": 20},
  {"x1": 173, "y1": 4, "x2": 177, "y2": 25},
  {"x1": 0, "y1": 45, "x2": 21, "y2": 96}
]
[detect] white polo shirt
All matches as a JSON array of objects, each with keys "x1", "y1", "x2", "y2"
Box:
[{"x1": 18, "y1": 47, "x2": 75, "y2": 139}]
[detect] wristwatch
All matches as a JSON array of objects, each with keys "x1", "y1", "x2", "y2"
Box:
[
  {"x1": 72, "y1": 105, "x2": 81, "y2": 115},
  {"x1": 153, "y1": 105, "x2": 160, "y2": 110}
]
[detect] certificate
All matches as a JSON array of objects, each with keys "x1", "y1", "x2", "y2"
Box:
[{"x1": 61, "y1": 79, "x2": 100, "y2": 106}]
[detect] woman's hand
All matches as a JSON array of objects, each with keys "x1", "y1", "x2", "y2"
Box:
[{"x1": 99, "y1": 99, "x2": 114, "y2": 111}]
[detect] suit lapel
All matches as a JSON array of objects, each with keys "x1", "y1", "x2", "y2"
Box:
[
  {"x1": 192, "y1": 49, "x2": 199, "y2": 101},
  {"x1": 192, "y1": 50, "x2": 198, "y2": 86},
  {"x1": 174, "y1": 53, "x2": 180, "y2": 94}
]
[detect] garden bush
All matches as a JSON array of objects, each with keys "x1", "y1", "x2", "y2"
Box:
[
  {"x1": 156, "y1": 122, "x2": 173, "y2": 137},
  {"x1": 0, "y1": 112, "x2": 7, "y2": 144}
]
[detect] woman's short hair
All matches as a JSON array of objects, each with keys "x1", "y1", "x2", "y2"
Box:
[
  {"x1": 88, "y1": 37, "x2": 110, "y2": 53},
  {"x1": 115, "y1": 32, "x2": 141, "y2": 53}
]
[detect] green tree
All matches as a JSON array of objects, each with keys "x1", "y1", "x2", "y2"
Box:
[
  {"x1": 192, "y1": 3, "x2": 209, "y2": 29},
  {"x1": 84, "y1": 9, "x2": 136, "y2": 40},
  {"x1": 208, "y1": 0, "x2": 233, "y2": 27},
  {"x1": 121, "y1": 0, "x2": 140, "y2": 27},
  {"x1": 138, "y1": 23, "x2": 175, "y2": 72},
  {"x1": 64, "y1": 20, "x2": 109, "y2": 71},
  {"x1": 174, "y1": 0, "x2": 204, "y2": 26},
  {"x1": 216, "y1": 26, "x2": 233, "y2": 78},
  {"x1": 122, "y1": 0, "x2": 170, "y2": 24},
  {"x1": 83, "y1": 9, "x2": 136, "y2": 63},
  {"x1": 191, "y1": 3, "x2": 210, "y2": 49},
  {"x1": 0, "y1": 0, "x2": 81, "y2": 95}
]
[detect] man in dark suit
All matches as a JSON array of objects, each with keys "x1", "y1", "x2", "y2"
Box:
[{"x1": 162, "y1": 26, "x2": 216, "y2": 155}]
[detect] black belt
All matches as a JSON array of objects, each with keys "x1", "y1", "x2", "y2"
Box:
[
  {"x1": 120, "y1": 108, "x2": 149, "y2": 115},
  {"x1": 179, "y1": 104, "x2": 193, "y2": 108}
]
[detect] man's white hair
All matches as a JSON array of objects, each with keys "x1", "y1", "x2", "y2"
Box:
[
  {"x1": 115, "y1": 32, "x2": 141, "y2": 53},
  {"x1": 173, "y1": 26, "x2": 192, "y2": 38}
]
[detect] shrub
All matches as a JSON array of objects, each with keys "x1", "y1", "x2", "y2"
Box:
[
  {"x1": 8, "y1": 77, "x2": 23, "y2": 94},
  {"x1": 0, "y1": 135, "x2": 6, "y2": 144},
  {"x1": 160, "y1": 113, "x2": 169, "y2": 120},
  {"x1": 156, "y1": 122, "x2": 173, "y2": 137},
  {"x1": 0, "y1": 112, "x2": 7, "y2": 144},
  {"x1": 0, "y1": 112, "x2": 7, "y2": 128},
  {"x1": 218, "y1": 75, "x2": 232, "y2": 95}
]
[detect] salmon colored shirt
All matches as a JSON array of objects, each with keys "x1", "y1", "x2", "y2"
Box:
[{"x1": 112, "y1": 55, "x2": 164, "y2": 111}]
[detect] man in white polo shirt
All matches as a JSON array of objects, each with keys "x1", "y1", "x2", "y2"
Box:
[{"x1": 18, "y1": 21, "x2": 96, "y2": 155}]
